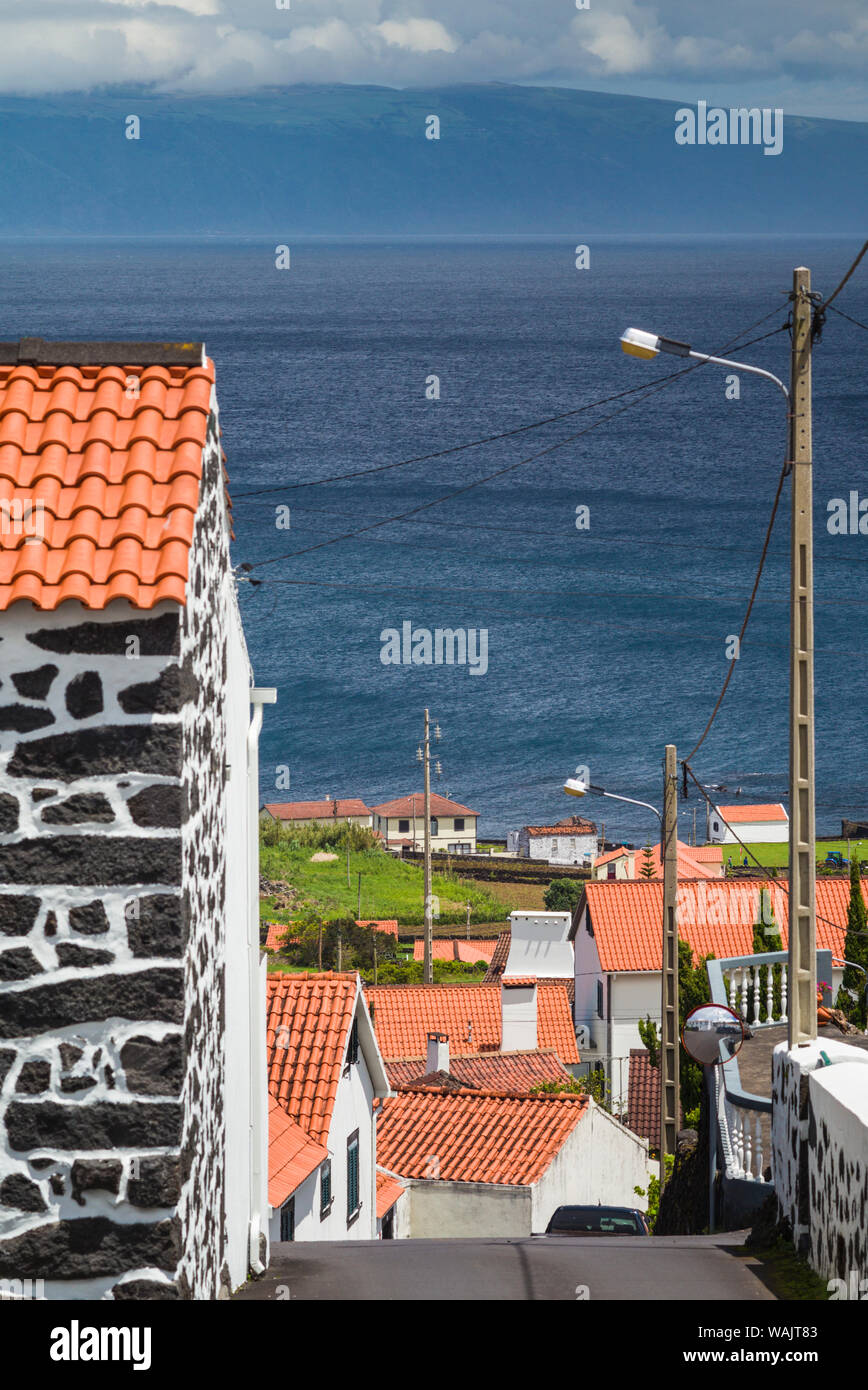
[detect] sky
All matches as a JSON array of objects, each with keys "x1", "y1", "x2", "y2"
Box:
[{"x1": 0, "y1": 0, "x2": 867, "y2": 121}]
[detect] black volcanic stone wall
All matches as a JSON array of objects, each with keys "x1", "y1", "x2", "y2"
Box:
[{"x1": 0, "y1": 419, "x2": 235, "y2": 1301}]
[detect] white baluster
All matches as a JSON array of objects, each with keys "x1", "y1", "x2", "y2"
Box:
[
  {"x1": 740, "y1": 968, "x2": 748, "y2": 1020},
  {"x1": 744, "y1": 1114, "x2": 753, "y2": 1180},
  {"x1": 751, "y1": 966, "x2": 760, "y2": 1025},
  {"x1": 755, "y1": 1116, "x2": 764, "y2": 1182},
  {"x1": 734, "y1": 1110, "x2": 745, "y2": 1178},
  {"x1": 766, "y1": 963, "x2": 774, "y2": 1022},
  {"x1": 728, "y1": 970, "x2": 737, "y2": 1012},
  {"x1": 781, "y1": 962, "x2": 788, "y2": 1023}
]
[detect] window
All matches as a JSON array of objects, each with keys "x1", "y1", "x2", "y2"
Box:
[
  {"x1": 454, "y1": 818, "x2": 465, "y2": 831},
  {"x1": 596, "y1": 981, "x2": 604, "y2": 1019},
  {"x1": 347, "y1": 1131, "x2": 360, "y2": 1223},
  {"x1": 320, "y1": 1160, "x2": 332, "y2": 1218},
  {"x1": 279, "y1": 1197, "x2": 295, "y2": 1242},
  {"x1": 346, "y1": 1017, "x2": 359, "y2": 1067},
  {"x1": 430, "y1": 818, "x2": 439, "y2": 837},
  {"x1": 607, "y1": 862, "x2": 616, "y2": 880},
  {"x1": 398, "y1": 819, "x2": 410, "y2": 833}
]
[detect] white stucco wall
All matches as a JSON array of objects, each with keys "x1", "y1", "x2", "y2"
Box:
[
  {"x1": 406, "y1": 1181, "x2": 532, "y2": 1238},
  {"x1": 709, "y1": 815, "x2": 788, "y2": 844},
  {"x1": 522, "y1": 831, "x2": 596, "y2": 864},
  {"x1": 530, "y1": 1100, "x2": 649, "y2": 1232},
  {"x1": 504, "y1": 911, "x2": 573, "y2": 980},
  {"x1": 223, "y1": 594, "x2": 257, "y2": 1290}
]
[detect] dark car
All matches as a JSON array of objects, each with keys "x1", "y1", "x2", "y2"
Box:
[{"x1": 544, "y1": 1205, "x2": 650, "y2": 1236}]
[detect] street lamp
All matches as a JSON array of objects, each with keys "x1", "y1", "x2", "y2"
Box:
[
  {"x1": 621, "y1": 270, "x2": 818, "y2": 1055},
  {"x1": 564, "y1": 776, "x2": 662, "y2": 827},
  {"x1": 620, "y1": 328, "x2": 789, "y2": 403}
]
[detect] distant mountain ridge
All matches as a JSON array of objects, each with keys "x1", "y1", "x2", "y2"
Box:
[{"x1": 0, "y1": 84, "x2": 865, "y2": 234}]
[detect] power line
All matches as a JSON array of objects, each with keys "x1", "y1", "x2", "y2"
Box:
[
  {"x1": 241, "y1": 317, "x2": 789, "y2": 573},
  {"x1": 826, "y1": 302, "x2": 868, "y2": 335},
  {"x1": 683, "y1": 458, "x2": 789, "y2": 764},
  {"x1": 232, "y1": 314, "x2": 787, "y2": 502},
  {"x1": 817, "y1": 239, "x2": 868, "y2": 312}
]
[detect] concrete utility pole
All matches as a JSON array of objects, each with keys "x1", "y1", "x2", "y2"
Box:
[
  {"x1": 660, "y1": 744, "x2": 680, "y2": 1187},
  {"x1": 788, "y1": 266, "x2": 817, "y2": 1047},
  {"x1": 423, "y1": 708, "x2": 433, "y2": 985}
]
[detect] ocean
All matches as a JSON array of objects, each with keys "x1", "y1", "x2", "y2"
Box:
[{"x1": 4, "y1": 235, "x2": 866, "y2": 843}]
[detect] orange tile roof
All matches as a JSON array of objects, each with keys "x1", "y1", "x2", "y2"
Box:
[
  {"x1": 385, "y1": 1048, "x2": 572, "y2": 1093},
  {"x1": 371, "y1": 793, "x2": 478, "y2": 818},
  {"x1": 525, "y1": 816, "x2": 597, "y2": 837},
  {"x1": 265, "y1": 921, "x2": 293, "y2": 952},
  {"x1": 626, "y1": 1049, "x2": 681, "y2": 1150},
  {"x1": 688, "y1": 845, "x2": 724, "y2": 863},
  {"x1": 267, "y1": 972, "x2": 360, "y2": 1145},
  {"x1": 375, "y1": 1169, "x2": 405, "y2": 1218},
  {"x1": 716, "y1": 803, "x2": 788, "y2": 823},
  {"x1": 264, "y1": 799, "x2": 371, "y2": 821},
  {"x1": 412, "y1": 939, "x2": 498, "y2": 963},
  {"x1": 0, "y1": 356, "x2": 217, "y2": 610},
  {"x1": 580, "y1": 879, "x2": 860, "y2": 972},
  {"x1": 364, "y1": 982, "x2": 578, "y2": 1064},
  {"x1": 376, "y1": 1089, "x2": 588, "y2": 1185},
  {"x1": 356, "y1": 919, "x2": 399, "y2": 937},
  {"x1": 594, "y1": 846, "x2": 632, "y2": 867},
  {"x1": 268, "y1": 1096, "x2": 329, "y2": 1208}
]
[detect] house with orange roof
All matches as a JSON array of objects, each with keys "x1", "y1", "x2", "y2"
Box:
[
  {"x1": 260, "y1": 798, "x2": 372, "y2": 828},
  {"x1": 592, "y1": 840, "x2": 723, "y2": 881},
  {"x1": 266, "y1": 972, "x2": 391, "y2": 1242},
  {"x1": 709, "y1": 802, "x2": 789, "y2": 845},
  {"x1": 365, "y1": 977, "x2": 580, "y2": 1066},
  {"x1": 385, "y1": 1030, "x2": 573, "y2": 1092},
  {"x1": 0, "y1": 339, "x2": 272, "y2": 1300},
  {"x1": 569, "y1": 878, "x2": 856, "y2": 1111},
  {"x1": 375, "y1": 1081, "x2": 648, "y2": 1237},
  {"x1": 370, "y1": 792, "x2": 478, "y2": 853}
]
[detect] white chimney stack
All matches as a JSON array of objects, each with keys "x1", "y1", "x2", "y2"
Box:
[
  {"x1": 501, "y1": 978, "x2": 538, "y2": 1052},
  {"x1": 425, "y1": 1031, "x2": 450, "y2": 1075}
]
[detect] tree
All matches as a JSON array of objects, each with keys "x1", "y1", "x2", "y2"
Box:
[
  {"x1": 639, "y1": 841, "x2": 656, "y2": 879},
  {"x1": 836, "y1": 859, "x2": 868, "y2": 1028},
  {"x1": 635, "y1": 941, "x2": 713, "y2": 1118},
  {"x1": 543, "y1": 878, "x2": 584, "y2": 913},
  {"x1": 638, "y1": 1016, "x2": 659, "y2": 1067}
]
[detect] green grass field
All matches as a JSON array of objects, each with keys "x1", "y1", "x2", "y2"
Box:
[
  {"x1": 259, "y1": 838, "x2": 512, "y2": 927},
  {"x1": 720, "y1": 839, "x2": 868, "y2": 871}
]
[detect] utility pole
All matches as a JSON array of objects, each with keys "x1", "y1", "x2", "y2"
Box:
[
  {"x1": 788, "y1": 266, "x2": 817, "y2": 1047},
  {"x1": 692, "y1": 806, "x2": 697, "y2": 848},
  {"x1": 466, "y1": 901, "x2": 471, "y2": 940},
  {"x1": 357, "y1": 871, "x2": 362, "y2": 919},
  {"x1": 346, "y1": 835, "x2": 350, "y2": 888},
  {"x1": 660, "y1": 744, "x2": 680, "y2": 1188},
  {"x1": 423, "y1": 708, "x2": 433, "y2": 985}
]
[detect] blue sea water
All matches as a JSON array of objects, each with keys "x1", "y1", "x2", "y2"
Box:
[{"x1": 3, "y1": 235, "x2": 866, "y2": 843}]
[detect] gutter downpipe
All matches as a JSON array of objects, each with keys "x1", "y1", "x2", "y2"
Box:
[{"x1": 247, "y1": 687, "x2": 277, "y2": 1273}]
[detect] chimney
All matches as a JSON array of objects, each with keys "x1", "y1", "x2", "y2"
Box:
[
  {"x1": 501, "y1": 977, "x2": 538, "y2": 1052},
  {"x1": 426, "y1": 1031, "x2": 450, "y2": 1075}
]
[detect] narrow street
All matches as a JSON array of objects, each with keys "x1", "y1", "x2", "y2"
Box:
[{"x1": 233, "y1": 1233, "x2": 777, "y2": 1301}]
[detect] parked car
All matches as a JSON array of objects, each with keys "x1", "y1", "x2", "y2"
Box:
[{"x1": 544, "y1": 1205, "x2": 650, "y2": 1236}]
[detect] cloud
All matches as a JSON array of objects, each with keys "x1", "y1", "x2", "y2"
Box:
[{"x1": 0, "y1": 0, "x2": 862, "y2": 116}]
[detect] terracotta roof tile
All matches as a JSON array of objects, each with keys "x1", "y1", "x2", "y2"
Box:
[
  {"x1": 482, "y1": 930, "x2": 511, "y2": 984},
  {"x1": 364, "y1": 981, "x2": 578, "y2": 1064},
  {"x1": 581, "y1": 879, "x2": 859, "y2": 972},
  {"x1": 412, "y1": 939, "x2": 498, "y2": 963},
  {"x1": 716, "y1": 803, "x2": 788, "y2": 823},
  {"x1": 268, "y1": 1096, "x2": 329, "y2": 1208},
  {"x1": 525, "y1": 815, "x2": 597, "y2": 837},
  {"x1": 371, "y1": 793, "x2": 478, "y2": 818},
  {"x1": 376, "y1": 1088, "x2": 588, "y2": 1185},
  {"x1": 356, "y1": 919, "x2": 398, "y2": 937},
  {"x1": 264, "y1": 799, "x2": 371, "y2": 821},
  {"x1": 267, "y1": 972, "x2": 360, "y2": 1145},
  {"x1": 626, "y1": 1049, "x2": 681, "y2": 1150},
  {"x1": 0, "y1": 356, "x2": 217, "y2": 610},
  {"x1": 375, "y1": 1169, "x2": 405, "y2": 1218},
  {"x1": 386, "y1": 1048, "x2": 572, "y2": 1093}
]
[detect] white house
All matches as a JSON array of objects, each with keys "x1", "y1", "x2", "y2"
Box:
[
  {"x1": 592, "y1": 841, "x2": 723, "y2": 880},
  {"x1": 0, "y1": 338, "x2": 269, "y2": 1301},
  {"x1": 376, "y1": 1085, "x2": 648, "y2": 1237},
  {"x1": 708, "y1": 803, "x2": 789, "y2": 844},
  {"x1": 516, "y1": 815, "x2": 598, "y2": 866},
  {"x1": 371, "y1": 793, "x2": 478, "y2": 853},
  {"x1": 502, "y1": 911, "x2": 574, "y2": 984},
  {"x1": 266, "y1": 971, "x2": 390, "y2": 1243},
  {"x1": 570, "y1": 879, "x2": 852, "y2": 1113}
]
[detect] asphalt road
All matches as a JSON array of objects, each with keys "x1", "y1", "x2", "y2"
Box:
[{"x1": 232, "y1": 1233, "x2": 777, "y2": 1301}]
